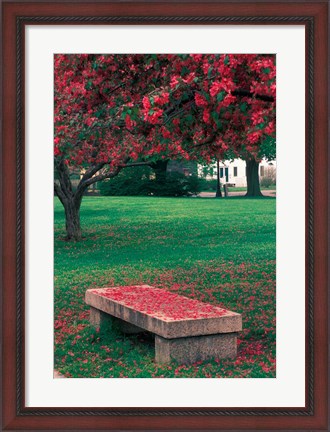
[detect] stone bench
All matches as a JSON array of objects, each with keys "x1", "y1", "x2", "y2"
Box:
[{"x1": 85, "y1": 285, "x2": 242, "y2": 364}]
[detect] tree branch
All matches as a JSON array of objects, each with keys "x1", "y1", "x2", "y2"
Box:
[
  {"x1": 232, "y1": 89, "x2": 274, "y2": 102},
  {"x1": 120, "y1": 161, "x2": 152, "y2": 169},
  {"x1": 163, "y1": 100, "x2": 195, "y2": 126},
  {"x1": 80, "y1": 162, "x2": 106, "y2": 183},
  {"x1": 81, "y1": 166, "x2": 123, "y2": 188},
  {"x1": 193, "y1": 134, "x2": 217, "y2": 148},
  {"x1": 74, "y1": 160, "x2": 152, "y2": 203}
]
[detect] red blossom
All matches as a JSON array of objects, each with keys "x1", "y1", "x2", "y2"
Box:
[
  {"x1": 125, "y1": 115, "x2": 133, "y2": 130},
  {"x1": 222, "y1": 94, "x2": 236, "y2": 107},
  {"x1": 203, "y1": 109, "x2": 211, "y2": 124},
  {"x1": 54, "y1": 54, "x2": 275, "y2": 173},
  {"x1": 195, "y1": 93, "x2": 208, "y2": 107}
]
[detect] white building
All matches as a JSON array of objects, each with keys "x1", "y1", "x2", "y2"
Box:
[{"x1": 198, "y1": 158, "x2": 276, "y2": 187}]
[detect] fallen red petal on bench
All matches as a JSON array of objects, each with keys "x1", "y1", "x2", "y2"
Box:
[{"x1": 89, "y1": 285, "x2": 233, "y2": 322}]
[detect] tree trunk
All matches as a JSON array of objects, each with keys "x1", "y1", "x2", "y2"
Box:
[
  {"x1": 151, "y1": 160, "x2": 169, "y2": 184},
  {"x1": 245, "y1": 158, "x2": 263, "y2": 197},
  {"x1": 63, "y1": 198, "x2": 82, "y2": 241},
  {"x1": 55, "y1": 159, "x2": 85, "y2": 241},
  {"x1": 215, "y1": 159, "x2": 222, "y2": 198}
]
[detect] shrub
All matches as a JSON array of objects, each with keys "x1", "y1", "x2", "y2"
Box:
[
  {"x1": 197, "y1": 178, "x2": 217, "y2": 191},
  {"x1": 99, "y1": 167, "x2": 202, "y2": 197},
  {"x1": 147, "y1": 172, "x2": 201, "y2": 197},
  {"x1": 99, "y1": 166, "x2": 152, "y2": 196}
]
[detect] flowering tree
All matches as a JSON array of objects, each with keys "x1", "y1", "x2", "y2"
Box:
[{"x1": 55, "y1": 54, "x2": 275, "y2": 240}]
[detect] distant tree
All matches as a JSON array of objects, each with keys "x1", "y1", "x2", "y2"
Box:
[{"x1": 243, "y1": 135, "x2": 276, "y2": 197}]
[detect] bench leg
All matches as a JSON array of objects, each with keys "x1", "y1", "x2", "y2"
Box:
[
  {"x1": 155, "y1": 333, "x2": 237, "y2": 364},
  {"x1": 89, "y1": 308, "x2": 143, "y2": 334},
  {"x1": 89, "y1": 307, "x2": 111, "y2": 329}
]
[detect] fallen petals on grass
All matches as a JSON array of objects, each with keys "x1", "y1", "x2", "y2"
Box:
[{"x1": 54, "y1": 197, "x2": 276, "y2": 378}]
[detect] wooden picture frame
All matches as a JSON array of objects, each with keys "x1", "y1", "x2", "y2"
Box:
[{"x1": 1, "y1": 1, "x2": 328, "y2": 430}]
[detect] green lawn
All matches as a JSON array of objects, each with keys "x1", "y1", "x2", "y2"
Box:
[{"x1": 54, "y1": 196, "x2": 276, "y2": 378}]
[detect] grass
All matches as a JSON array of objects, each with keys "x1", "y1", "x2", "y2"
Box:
[{"x1": 54, "y1": 196, "x2": 276, "y2": 378}]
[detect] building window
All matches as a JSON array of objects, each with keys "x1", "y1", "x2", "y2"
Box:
[
  {"x1": 233, "y1": 167, "x2": 238, "y2": 177},
  {"x1": 220, "y1": 168, "x2": 224, "y2": 177},
  {"x1": 260, "y1": 166, "x2": 265, "y2": 176}
]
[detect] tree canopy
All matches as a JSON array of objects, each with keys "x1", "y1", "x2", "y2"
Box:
[{"x1": 55, "y1": 54, "x2": 275, "y2": 168}]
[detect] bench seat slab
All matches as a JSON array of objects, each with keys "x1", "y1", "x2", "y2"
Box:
[{"x1": 86, "y1": 285, "x2": 242, "y2": 339}]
